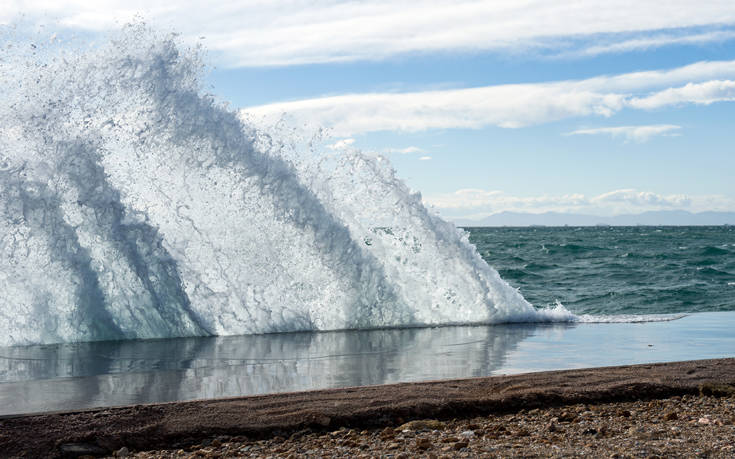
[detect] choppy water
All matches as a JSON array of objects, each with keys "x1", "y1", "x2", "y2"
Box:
[{"x1": 469, "y1": 226, "x2": 735, "y2": 315}]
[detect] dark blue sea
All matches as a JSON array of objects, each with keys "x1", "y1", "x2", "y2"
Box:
[{"x1": 469, "y1": 226, "x2": 735, "y2": 315}]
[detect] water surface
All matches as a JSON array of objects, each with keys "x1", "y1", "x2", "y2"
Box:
[{"x1": 2, "y1": 312, "x2": 732, "y2": 416}]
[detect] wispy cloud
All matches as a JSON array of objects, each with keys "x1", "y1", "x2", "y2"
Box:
[
  {"x1": 629, "y1": 80, "x2": 735, "y2": 109},
  {"x1": 424, "y1": 188, "x2": 734, "y2": 218},
  {"x1": 4, "y1": 2, "x2": 735, "y2": 67},
  {"x1": 566, "y1": 124, "x2": 681, "y2": 142},
  {"x1": 242, "y1": 60, "x2": 735, "y2": 136},
  {"x1": 383, "y1": 146, "x2": 424, "y2": 154},
  {"x1": 559, "y1": 29, "x2": 735, "y2": 58},
  {"x1": 591, "y1": 189, "x2": 691, "y2": 207},
  {"x1": 419, "y1": 156, "x2": 432, "y2": 161}
]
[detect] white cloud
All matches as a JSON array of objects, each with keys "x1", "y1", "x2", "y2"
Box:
[
  {"x1": 384, "y1": 146, "x2": 424, "y2": 154},
  {"x1": 419, "y1": 156, "x2": 432, "y2": 161},
  {"x1": 3, "y1": 1, "x2": 735, "y2": 67},
  {"x1": 560, "y1": 30, "x2": 735, "y2": 58},
  {"x1": 242, "y1": 85, "x2": 626, "y2": 136},
  {"x1": 566, "y1": 124, "x2": 681, "y2": 142},
  {"x1": 242, "y1": 60, "x2": 735, "y2": 136},
  {"x1": 591, "y1": 189, "x2": 691, "y2": 207},
  {"x1": 424, "y1": 188, "x2": 735, "y2": 218},
  {"x1": 629, "y1": 80, "x2": 735, "y2": 109},
  {"x1": 327, "y1": 138, "x2": 355, "y2": 150}
]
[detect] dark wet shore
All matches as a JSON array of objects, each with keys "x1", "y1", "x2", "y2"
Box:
[{"x1": 1, "y1": 358, "x2": 734, "y2": 458}]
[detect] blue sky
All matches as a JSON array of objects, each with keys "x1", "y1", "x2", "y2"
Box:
[{"x1": 3, "y1": 1, "x2": 735, "y2": 220}]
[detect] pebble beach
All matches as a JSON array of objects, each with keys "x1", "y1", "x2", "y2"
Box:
[{"x1": 120, "y1": 393, "x2": 735, "y2": 458}]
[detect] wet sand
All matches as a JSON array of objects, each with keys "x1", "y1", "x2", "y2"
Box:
[{"x1": 1, "y1": 358, "x2": 734, "y2": 457}]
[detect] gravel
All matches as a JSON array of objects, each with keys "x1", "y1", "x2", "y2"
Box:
[{"x1": 120, "y1": 393, "x2": 735, "y2": 458}]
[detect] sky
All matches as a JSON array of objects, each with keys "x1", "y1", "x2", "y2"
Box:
[{"x1": 2, "y1": 1, "x2": 735, "y2": 221}]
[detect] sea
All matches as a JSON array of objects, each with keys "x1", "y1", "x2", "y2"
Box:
[
  {"x1": 469, "y1": 226, "x2": 735, "y2": 316},
  {"x1": 1, "y1": 26, "x2": 733, "y2": 415}
]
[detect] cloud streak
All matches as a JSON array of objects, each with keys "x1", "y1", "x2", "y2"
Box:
[
  {"x1": 424, "y1": 188, "x2": 734, "y2": 218},
  {"x1": 383, "y1": 146, "x2": 424, "y2": 154},
  {"x1": 558, "y1": 29, "x2": 735, "y2": 58},
  {"x1": 3, "y1": 1, "x2": 735, "y2": 66},
  {"x1": 242, "y1": 60, "x2": 735, "y2": 136},
  {"x1": 629, "y1": 80, "x2": 735, "y2": 109},
  {"x1": 566, "y1": 125, "x2": 681, "y2": 142}
]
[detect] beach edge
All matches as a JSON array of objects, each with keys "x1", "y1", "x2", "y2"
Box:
[{"x1": 2, "y1": 357, "x2": 734, "y2": 457}]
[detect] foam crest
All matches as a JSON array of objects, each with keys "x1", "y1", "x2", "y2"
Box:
[{"x1": 0, "y1": 25, "x2": 571, "y2": 346}]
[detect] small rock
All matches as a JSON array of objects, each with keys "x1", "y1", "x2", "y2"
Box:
[
  {"x1": 380, "y1": 427, "x2": 395, "y2": 439},
  {"x1": 114, "y1": 446, "x2": 130, "y2": 457},
  {"x1": 487, "y1": 424, "x2": 506, "y2": 433},
  {"x1": 453, "y1": 440, "x2": 469, "y2": 450},
  {"x1": 698, "y1": 417, "x2": 711, "y2": 424},
  {"x1": 415, "y1": 437, "x2": 432, "y2": 450},
  {"x1": 386, "y1": 441, "x2": 401, "y2": 449},
  {"x1": 397, "y1": 419, "x2": 446, "y2": 431},
  {"x1": 618, "y1": 410, "x2": 631, "y2": 418},
  {"x1": 663, "y1": 411, "x2": 678, "y2": 421},
  {"x1": 458, "y1": 430, "x2": 475, "y2": 438},
  {"x1": 558, "y1": 411, "x2": 577, "y2": 422},
  {"x1": 330, "y1": 428, "x2": 346, "y2": 437}
]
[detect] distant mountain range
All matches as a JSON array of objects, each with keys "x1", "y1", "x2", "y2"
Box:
[{"x1": 453, "y1": 210, "x2": 735, "y2": 227}]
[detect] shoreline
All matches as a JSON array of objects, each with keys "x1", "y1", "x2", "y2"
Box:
[{"x1": 1, "y1": 358, "x2": 734, "y2": 457}]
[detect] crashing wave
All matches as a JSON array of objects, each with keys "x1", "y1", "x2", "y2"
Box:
[{"x1": 0, "y1": 25, "x2": 575, "y2": 346}]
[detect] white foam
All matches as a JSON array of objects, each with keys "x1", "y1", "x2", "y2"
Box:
[
  {"x1": 0, "y1": 25, "x2": 561, "y2": 346},
  {"x1": 575, "y1": 314, "x2": 687, "y2": 323}
]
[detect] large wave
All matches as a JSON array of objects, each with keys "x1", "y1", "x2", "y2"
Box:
[{"x1": 0, "y1": 25, "x2": 575, "y2": 346}]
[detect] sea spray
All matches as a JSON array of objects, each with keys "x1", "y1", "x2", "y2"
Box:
[{"x1": 0, "y1": 25, "x2": 574, "y2": 346}]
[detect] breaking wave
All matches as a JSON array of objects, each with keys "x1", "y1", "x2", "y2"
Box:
[{"x1": 0, "y1": 25, "x2": 579, "y2": 346}]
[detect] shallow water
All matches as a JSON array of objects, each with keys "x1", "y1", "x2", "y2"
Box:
[{"x1": 1, "y1": 311, "x2": 733, "y2": 416}]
